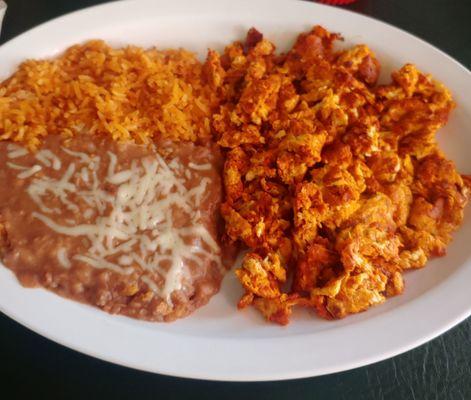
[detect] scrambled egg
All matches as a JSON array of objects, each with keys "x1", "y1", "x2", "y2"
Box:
[{"x1": 203, "y1": 26, "x2": 470, "y2": 324}]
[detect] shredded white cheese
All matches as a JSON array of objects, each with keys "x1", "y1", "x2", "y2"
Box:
[
  {"x1": 188, "y1": 162, "x2": 212, "y2": 171},
  {"x1": 18, "y1": 165, "x2": 42, "y2": 179},
  {"x1": 35, "y1": 149, "x2": 62, "y2": 170},
  {"x1": 57, "y1": 247, "x2": 71, "y2": 268},
  {"x1": 7, "y1": 148, "x2": 29, "y2": 159}
]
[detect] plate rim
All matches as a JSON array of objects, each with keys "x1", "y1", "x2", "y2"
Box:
[{"x1": 0, "y1": 0, "x2": 470, "y2": 382}]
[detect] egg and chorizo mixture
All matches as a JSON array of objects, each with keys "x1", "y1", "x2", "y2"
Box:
[
  {"x1": 206, "y1": 27, "x2": 470, "y2": 324},
  {"x1": 0, "y1": 26, "x2": 468, "y2": 323}
]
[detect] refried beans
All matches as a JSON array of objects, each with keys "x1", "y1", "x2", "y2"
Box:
[{"x1": 0, "y1": 135, "x2": 230, "y2": 321}]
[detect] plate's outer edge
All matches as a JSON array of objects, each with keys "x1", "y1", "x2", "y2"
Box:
[{"x1": 0, "y1": 0, "x2": 470, "y2": 381}]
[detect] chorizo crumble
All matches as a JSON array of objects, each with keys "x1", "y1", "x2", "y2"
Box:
[{"x1": 203, "y1": 26, "x2": 470, "y2": 324}]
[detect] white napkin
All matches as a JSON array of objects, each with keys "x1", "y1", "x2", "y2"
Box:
[{"x1": 0, "y1": 1, "x2": 7, "y2": 37}]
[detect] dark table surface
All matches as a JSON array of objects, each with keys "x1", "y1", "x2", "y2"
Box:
[{"x1": 1, "y1": 1, "x2": 470, "y2": 399}]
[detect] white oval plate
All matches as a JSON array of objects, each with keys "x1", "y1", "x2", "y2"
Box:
[{"x1": 0, "y1": 0, "x2": 470, "y2": 382}]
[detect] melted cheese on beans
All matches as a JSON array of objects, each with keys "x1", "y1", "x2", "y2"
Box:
[{"x1": 6, "y1": 143, "x2": 220, "y2": 304}]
